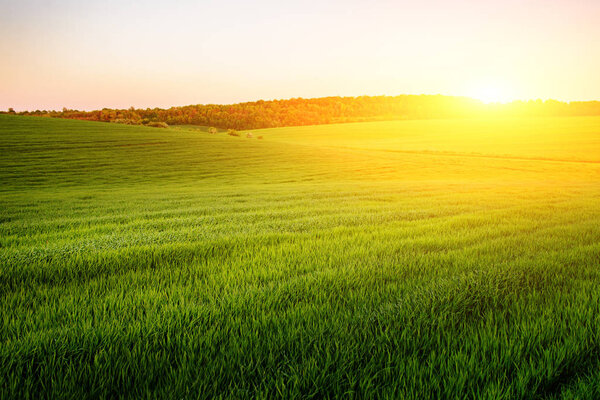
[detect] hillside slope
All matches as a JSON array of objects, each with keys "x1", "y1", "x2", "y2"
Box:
[{"x1": 2, "y1": 115, "x2": 600, "y2": 399}]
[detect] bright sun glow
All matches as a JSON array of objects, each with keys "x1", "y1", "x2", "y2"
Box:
[{"x1": 468, "y1": 81, "x2": 515, "y2": 104}]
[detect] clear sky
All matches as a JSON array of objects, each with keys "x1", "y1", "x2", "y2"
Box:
[{"x1": 1, "y1": 0, "x2": 599, "y2": 111}]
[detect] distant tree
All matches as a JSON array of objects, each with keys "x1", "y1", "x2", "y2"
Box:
[{"x1": 8, "y1": 107, "x2": 15, "y2": 114}]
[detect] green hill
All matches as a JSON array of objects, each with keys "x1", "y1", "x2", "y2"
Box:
[{"x1": 2, "y1": 114, "x2": 600, "y2": 398}]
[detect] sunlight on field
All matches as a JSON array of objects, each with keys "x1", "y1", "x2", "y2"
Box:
[
  {"x1": 256, "y1": 117, "x2": 600, "y2": 163},
  {"x1": 1, "y1": 115, "x2": 600, "y2": 398}
]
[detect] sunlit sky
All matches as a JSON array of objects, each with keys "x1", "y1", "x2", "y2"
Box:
[{"x1": 1, "y1": 0, "x2": 599, "y2": 111}]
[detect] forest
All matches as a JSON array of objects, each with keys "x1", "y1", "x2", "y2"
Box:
[{"x1": 5, "y1": 95, "x2": 600, "y2": 130}]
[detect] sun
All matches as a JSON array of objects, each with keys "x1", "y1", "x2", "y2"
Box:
[{"x1": 467, "y1": 81, "x2": 514, "y2": 104}]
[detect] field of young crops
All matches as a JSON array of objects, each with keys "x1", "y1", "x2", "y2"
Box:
[{"x1": 2, "y1": 114, "x2": 600, "y2": 399}]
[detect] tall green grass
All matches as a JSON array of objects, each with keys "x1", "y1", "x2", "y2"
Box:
[{"x1": 1, "y1": 114, "x2": 600, "y2": 398}]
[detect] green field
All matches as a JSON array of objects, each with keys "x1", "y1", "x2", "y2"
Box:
[{"x1": 2, "y1": 114, "x2": 600, "y2": 399}]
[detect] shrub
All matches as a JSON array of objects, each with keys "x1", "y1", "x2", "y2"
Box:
[
  {"x1": 147, "y1": 122, "x2": 169, "y2": 128},
  {"x1": 227, "y1": 129, "x2": 240, "y2": 137},
  {"x1": 113, "y1": 118, "x2": 139, "y2": 125},
  {"x1": 246, "y1": 132, "x2": 253, "y2": 138},
  {"x1": 208, "y1": 127, "x2": 218, "y2": 134}
]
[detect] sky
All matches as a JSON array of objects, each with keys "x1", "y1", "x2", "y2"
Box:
[{"x1": 1, "y1": 0, "x2": 599, "y2": 111}]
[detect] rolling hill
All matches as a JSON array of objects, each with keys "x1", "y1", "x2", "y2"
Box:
[{"x1": 2, "y1": 114, "x2": 600, "y2": 398}]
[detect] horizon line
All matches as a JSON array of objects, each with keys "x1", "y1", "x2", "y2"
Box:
[{"x1": 5, "y1": 93, "x2": 600, "y2": 113}]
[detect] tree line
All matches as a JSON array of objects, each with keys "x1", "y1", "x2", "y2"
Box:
[{"x1": 4, "y1": 95, "x2": 600, "y2": 130}]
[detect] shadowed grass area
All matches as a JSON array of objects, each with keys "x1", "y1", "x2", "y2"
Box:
[{"x1": 1, "y1": 114, "x2": 600, "y2": 398}]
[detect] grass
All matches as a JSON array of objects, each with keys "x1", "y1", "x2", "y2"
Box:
[{"x1": 1, "y1": 114, "x2": 600, "y2": 399}]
